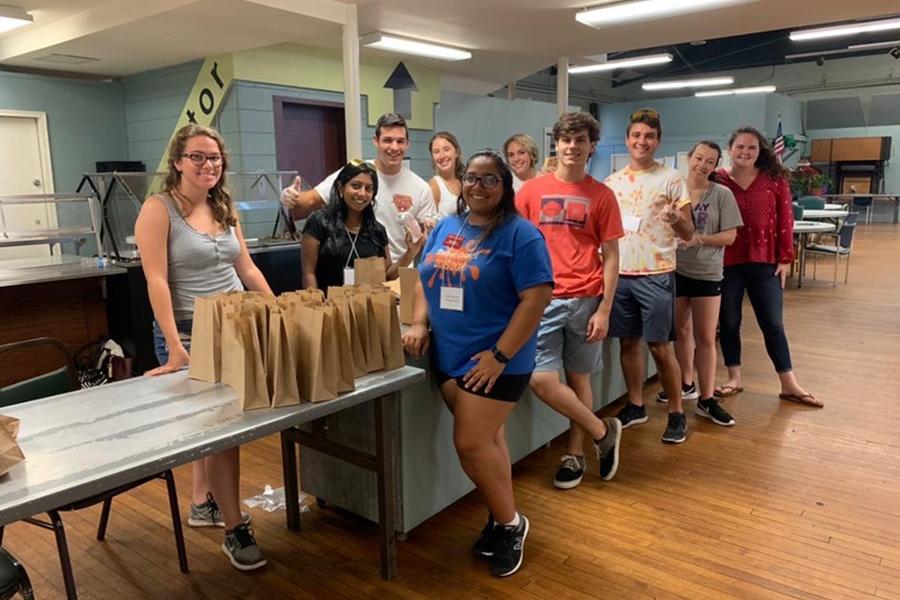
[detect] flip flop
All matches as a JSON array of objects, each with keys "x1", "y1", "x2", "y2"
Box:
[
  {"x1": 779, "y1": 393, "x2": 823, "y2": 408},
  {"x1": 714, "y1": 385, "x2": 743, "y2": 398}
]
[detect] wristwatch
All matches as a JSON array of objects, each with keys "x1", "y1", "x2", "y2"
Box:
[{"x1": 491, "y1": 346, "x2": 510, "y2": 364}]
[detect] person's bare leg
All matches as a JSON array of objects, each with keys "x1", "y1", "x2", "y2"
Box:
[
  {"x1": 562, "y1": 371, "x2": 605, "y2": 456},
  {"x1": 691, "y1": 296, "x2": 721, "y2": 400},
  {"x1": 648, "y1": 342, "x2": 683, "y2": 414},
  {"x1": 191, "y1": 461, "x2": 211, "y2": 505},
  {"x1": 204, "y1": 448, "x2": 243, "y2": 529},
  {"x1": 620, "y1": 337, "x2": 646, "y2": 407},
  {"x1": 674, "y1": 297, "x2": 695, "y2": 387},
  {"x1": 530, "y1": 371, "x2": 607, "y2": 453}
]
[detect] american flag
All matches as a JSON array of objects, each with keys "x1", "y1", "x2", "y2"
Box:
[{"x1": 773, "y1": 118, "x2": 785, "y2": 163}]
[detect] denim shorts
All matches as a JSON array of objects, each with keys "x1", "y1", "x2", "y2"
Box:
[
  {"x1": 534, "y1": 296, "x2": 603, "y2": 374},
  {"x1": 609, "y1": 273, "x2": 676, "y2": 343},
  {"x1": 152, "y1": 319, "x2": 193, "y2": 365}
]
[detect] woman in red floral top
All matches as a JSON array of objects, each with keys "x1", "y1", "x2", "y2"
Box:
[{"x1": 714, "y1": 126, "x2": 821, "y2": 407}]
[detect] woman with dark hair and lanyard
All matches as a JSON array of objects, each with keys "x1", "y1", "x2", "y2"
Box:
[
  {"x1": 301, "y1": 160, "x2": 423, "y2": 290},
  {"x1": 714, "y1": 127, "x2": 820, "y2": 407},
  {"x1": 402, "y1": 150, "x2": 553, "y2": 578}
]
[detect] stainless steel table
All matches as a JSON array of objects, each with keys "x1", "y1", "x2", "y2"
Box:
[{"x1": 0, "y1": 366, "x2": 424, "y2": 580}]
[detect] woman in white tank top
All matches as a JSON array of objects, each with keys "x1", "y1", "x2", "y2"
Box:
[{"x1": 428, "y1": 131, "x2": 464, "y2": 219}]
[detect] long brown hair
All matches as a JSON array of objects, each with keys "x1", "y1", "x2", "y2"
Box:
[
  {"x1": 429, "y1": 131, "x2": 465, "y2": 180},
  {"x1": 728, "y1": 126, "x2": 787, "y2": 180},
  {"x1": 164, "y1": 124, "x2": 237, "y2": 227}
]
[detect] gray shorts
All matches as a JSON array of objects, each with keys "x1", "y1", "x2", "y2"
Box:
[
  {"x1": 534, "y1": 296, "x2": 603, "y2": 374},
  {"x1": 609, "y1": 273, "x2": 676, "y2": 343}
]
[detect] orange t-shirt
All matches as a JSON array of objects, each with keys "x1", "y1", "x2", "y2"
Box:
[{"x1": 516, "y1": 173, "x2": 624, "y2": 298}]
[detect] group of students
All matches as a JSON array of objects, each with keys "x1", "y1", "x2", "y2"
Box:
[{"x1": 133, "y1": 107, "x2": 819, "y2": 577}]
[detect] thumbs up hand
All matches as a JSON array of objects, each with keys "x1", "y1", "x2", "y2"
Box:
[{"x1": 281, "y1": 176, "x2": 303, "y2": 210}]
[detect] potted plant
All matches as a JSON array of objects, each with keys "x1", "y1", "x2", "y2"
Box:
[{"x1": 808, "y1": 173, "x2": 831, "y2": 197}]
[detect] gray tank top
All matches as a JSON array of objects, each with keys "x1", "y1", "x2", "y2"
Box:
[{"x1": 160, "y1": 193, "x2": 243, "y2": 320}]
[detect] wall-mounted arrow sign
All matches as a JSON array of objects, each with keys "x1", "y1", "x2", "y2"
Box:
[{"x1": 384, "y1": 62, "x2": 419, "y2": 119}]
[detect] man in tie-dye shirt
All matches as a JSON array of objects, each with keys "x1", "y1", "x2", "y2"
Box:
[{"x1": 604, "y1": 109, "x2": 694, "y2": 444}]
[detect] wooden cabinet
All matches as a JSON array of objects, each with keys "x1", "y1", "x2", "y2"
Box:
[
  {"x1": 810, "y1": 139, "x2": 832, "y2": 162},
  {"x1": 830, "y1": 137, "x2": 891, "y2": 161}
]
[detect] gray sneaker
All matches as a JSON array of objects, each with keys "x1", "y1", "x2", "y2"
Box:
[
  {"x1": 189, "y1": 493, "x2": 251, "y2": 528},
  {"x1": 594, "y1": 417, "x2": 622, "y2": 481},
  {"x1": 222, "y1": 523, "x2": 267, "y2": 571},
  {"x1": 661, "y1": 412, "x2": 687, "y2": 444}
]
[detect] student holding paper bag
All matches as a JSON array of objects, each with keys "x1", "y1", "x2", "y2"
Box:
[
  {"x1": 135, "y1": 124, "x2": 271, "y2": 571},
  {"x1": 301, "y1": 160, "x2": 423, "y2": 290},
  {"x1": 403, "y1": 150, "x2": 553, "y2": 578}
]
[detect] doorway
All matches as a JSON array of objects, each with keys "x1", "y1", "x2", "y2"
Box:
[
  {"x1": 0, "y1": 110, "x2": 56, "y2": 260},
  {"x1": 273, "y1": 97, "x2": 346, "y2": 187}
]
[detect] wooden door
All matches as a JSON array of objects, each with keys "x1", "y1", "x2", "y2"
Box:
[{"x1": 273, "y1": 98, "x2": 346, "y2": 187}]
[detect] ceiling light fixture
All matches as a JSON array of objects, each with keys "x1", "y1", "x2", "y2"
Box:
[
  {"x1": 360, "y1": 33, "x2": 471, "y2": 61},
  {"x1": 0, "y1": 5, "x2": 33, "y2": 34},
  {"x1": 848, "y1": 39, "x2": 900, "y2": 51},
  {"x1": 790, "y1": 17, "x2": 900, "y2": 42},
  {"x1": 695, "y1": 85, "x2": 776, "y2": 97},
  {"x1": 576, "y1": 0, "x2": 754, "y2": 28},
  {"x1": 642, "y1": 76, "x2": 734, "y2": 91},
  {"x1": 569, "y1": 53, "x2": 673, "y2": 74}
]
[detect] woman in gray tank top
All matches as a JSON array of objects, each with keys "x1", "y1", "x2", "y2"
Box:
[{"x1": 135, "y1": 124, "x2": 271, "y2": 571}]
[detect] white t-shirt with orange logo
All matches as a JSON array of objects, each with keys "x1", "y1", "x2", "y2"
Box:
[
  {"x1": 604, "y1": 163, "x2": 690, "y2": 275},
  {"x1": 316, "y1": 161, "x2": 436, "y2": 260}
]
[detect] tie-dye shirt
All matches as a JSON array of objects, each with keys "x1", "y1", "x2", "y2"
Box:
[{"x1": 604, "y1": 163, "x2": 691, "y2": 275}]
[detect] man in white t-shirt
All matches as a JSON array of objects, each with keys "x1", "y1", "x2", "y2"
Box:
[{"x1": 281, "y1": 113, "x2": 436, "y2": 261}]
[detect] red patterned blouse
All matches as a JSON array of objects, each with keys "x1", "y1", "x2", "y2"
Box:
[{"x1": 715, "y1": 168, "x2": 795, "y2": 267}]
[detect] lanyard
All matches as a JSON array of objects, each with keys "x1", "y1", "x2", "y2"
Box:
[
  {"x1": 447, "y1": 214, "x2": 485, "y2": 284},
  {"x1": 344, "y1": 228, "x2": 360, "y2": 268}
]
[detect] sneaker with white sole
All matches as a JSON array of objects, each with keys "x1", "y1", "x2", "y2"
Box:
[
  {"x1": 594, "y1": 417, "x2": 622, "y2": 481},
  {"x1": 616, "y1": 402, "x2": 648, "y2": 429},
  {"x1": 490, "y1": 515, "x2": 529, "y2": 577},
  {"x1": 473, "y1": 514, "x2": 496, "y2": 559},
  {"x1": 553, "y1": 454, "x2": 586, "y2": 489},
  {"x1": 189, "y1": 493, "x2": 251, "y2": 528},
  {"x1": 656, "y1": 382, "x2": 699, "y2": 403},
  {"x1": 696, "y1": 397, "x2": 736, "y2": 426},
  {"x1": 661, "y1": 412, "x2": 687, "y2": 444},
  {"x1": 222, "y1": 523, "x2": 266, "y2": 571}
]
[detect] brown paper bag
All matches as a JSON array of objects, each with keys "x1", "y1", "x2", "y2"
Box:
[
  {"x1": 326, "y1": 285, "x2": 384, "y2": 372},
  {"x1": 325, "y1": 300, "x2": 356, "y2": 392},
  {"x1": 280, "y1": 288, "x2": 324, "y2": 304},
  {"x1": 398, "y1": 267, "x2": 418, "y2": 325},
  {"x1": 295, "y1": 304, "x2": 336, "y2": 402},
  {"x1": 317, "y1": 304, "x2": 342, "y2": 395},
  {"x1": 369, "y1": 288, "x2": 406, "y2": 370},
  {"x1": 188, "y1": 294, "x2": 225, "y2": 382},
  {"x1": 241, "y1": 302, "x2": 269, "y2": 372},
  {"x1": 267, "y1": 307, "x2": 300, "y2": 407},
  {"x1": 354, "y1": 256, "x2": 386, "y2": 286},
  {"x1": 331, "y1": 296, "x2": 366, "y2": 378},
  {"x1": 0, "y1": 415, "x2": 25, "y2": 477},
  {"x1": 221, "y1": 313, "x2": 270, "y2": 411}
]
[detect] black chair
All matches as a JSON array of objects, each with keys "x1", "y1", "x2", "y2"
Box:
[
  {"x1": 0, "y1": 547, "x2": 33, "y2": 600},
  {"x1": 0, "y1": 338, "x2": 188, "y2": 600},
  {"x1": 805, "y1": 212, "x2": 859, "y2": 286}
]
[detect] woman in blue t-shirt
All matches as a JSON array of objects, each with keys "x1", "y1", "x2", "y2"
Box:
[
  {"x1": 301, "y1": 160, "x2": 423, "y2": 290},
  {"x1": 402, "y1": 149, "x2": 553, "y2": 578}
]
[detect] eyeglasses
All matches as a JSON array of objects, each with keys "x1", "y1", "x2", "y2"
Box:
[
  {"x1": 181, "y1": 151, "x2": 223, "y2": 166},
  {"x1": 630, "y1": 108, "x2": 660, "y2": 121},
  {"x1": 462, "y1": 173, "x2": 501, "y2": 189}
]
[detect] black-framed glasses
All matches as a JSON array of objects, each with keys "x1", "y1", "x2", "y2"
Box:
[
  {"x1": 462, "y1": 173, "x2": 501, "y2": 189},
  {"x1": 181, "y1": 151, "x2": 223, "y2": 166},
  {"x1": 630, "y1": 108, "x2": 660, "y2": 121}
]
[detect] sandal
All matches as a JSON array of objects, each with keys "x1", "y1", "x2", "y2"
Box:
[
  {"x1": 779, "y1": 393, "x2": 823, "y2": 408},
  {"x1": 714, "y1": 385, "x2": 743, "y2": 398}
]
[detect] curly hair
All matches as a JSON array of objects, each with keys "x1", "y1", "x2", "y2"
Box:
[
  {"x1": 164, "y1": 124, "x2": 237, "y2": 227},
  {"x1": 553, "y1": 111, "x2": 600, "y2": 142},
  {"x1": 502, "y1": 133, "x2": 539, "y2": 170},
  {"x1": 728, "y1": 126, "x2": 788, "y2": 179}
]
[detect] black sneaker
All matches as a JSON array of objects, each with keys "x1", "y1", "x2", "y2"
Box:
[
  {"x1": 553, "y1": 454, "x2": 586, "y2": 489},
  {"x1": 222, "y1": 523, "x2": 266, "y2": 571},
  {"x1": 661, "y1": 412, "x2": 687, "y2": 444},
  {"x1": 616, "y1": 402, "x2": 648, "y2": 429},
  {"x1": 473, "y1": 514, "x2": 496, "y2": 559},
  {"x1": 594, "y1": 417, "x2": 622, "y2": 481},
  {"x1": 656, "y1": 382, "x2": 699, "y2": 403},
  {"x1": 490, "y1": 515, "x2": 529, "y2": 577},
  {"x1": 696, "y1": 397, "x2": 736, "y2": 426}
]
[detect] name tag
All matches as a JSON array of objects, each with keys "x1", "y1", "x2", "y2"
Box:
[
  {"x1": 440, "y1": 286, "x2": 464, "y2": 312},
  {"x1": 622, "y1": 213, "x2": 641, "y2": 233},
  {"x1": 343, "y1": 268, "x2": 355, "y2": 285}
]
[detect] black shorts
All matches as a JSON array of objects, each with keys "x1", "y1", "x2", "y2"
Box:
[
  {"x1": 675, "y1": 273, "x2": 722, "y2": 298},
  {"x1": 435, "y1": 369, "x2": 531, "y2": 403}
]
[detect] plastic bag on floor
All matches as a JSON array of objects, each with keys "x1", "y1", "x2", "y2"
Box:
[{"x1": 243, "y1": 484, "x2": 310, "y2": 513}]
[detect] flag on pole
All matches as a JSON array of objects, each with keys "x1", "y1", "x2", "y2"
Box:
[{"x1": 773, "y1": 118, "x2": 785, "y2": 163}]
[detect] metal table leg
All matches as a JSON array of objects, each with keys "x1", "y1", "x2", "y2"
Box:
[{"x1": 797, "y1": 232, "x2": 808, "y2": 288}]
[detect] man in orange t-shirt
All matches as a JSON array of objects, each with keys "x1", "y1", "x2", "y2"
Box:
[{"x1": 516, "y1": 112, "x2": 625, "y2": 490}]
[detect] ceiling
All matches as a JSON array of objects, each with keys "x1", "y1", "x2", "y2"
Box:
[{"x1": 1, "y1": 0, "x2": 899, "y2": 94}]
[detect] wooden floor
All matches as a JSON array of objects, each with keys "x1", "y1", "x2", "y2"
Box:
[{"x1": 5, "y1": 225, "x2": 900, "y2": 600}]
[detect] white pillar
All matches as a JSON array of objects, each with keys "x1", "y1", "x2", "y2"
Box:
[
  {"x1": 342, "y1": 3, "x2": 362, "y2": 161},
  {"x1": 507, "y1": 81, "x2": 516, "y2": 101},
  {"x1": 557, "y1": 56, "x2": 569, "y2": 117}
]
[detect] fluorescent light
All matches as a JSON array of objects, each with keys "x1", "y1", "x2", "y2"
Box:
[
  {"x1": 696, "y1": 85, "x2": 776, "y2": 97},
  {"x1": 848, "y1": 39, "x2": 900, "y2": 50},
  {"x1": 569, "y1": 53, "x2": 672, "y2": 74},
  {"x1": 790, "y1": 17, "x2": 900, "y2": 41},
  {"x1": 0, "y1": 5, "x2": 33, "y2": 34},
  {"x1": 642, "y1": 76, "x2": 734, "y2": 91},
  {"x1": 360, "y1": 33, "x2": 471, "y2": 61},
  {"x1": 576, "y1": 0, "x2": 753, "y2": 28}
]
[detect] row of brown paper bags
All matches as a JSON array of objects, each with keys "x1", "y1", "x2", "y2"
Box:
[{"x1": 187, "y1": 286, "x2": 404, "y2": 410}]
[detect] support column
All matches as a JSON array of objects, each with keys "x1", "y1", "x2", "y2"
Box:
[
  {"x1": 342, "y1": 3, "x2": 362, "y2": 161},
  {"x1": 557, "y1": 56, "x2": 569, "y2": 117},
  {"x1": 507, "y1": 81, "x2": 516, "y2": 101}
]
